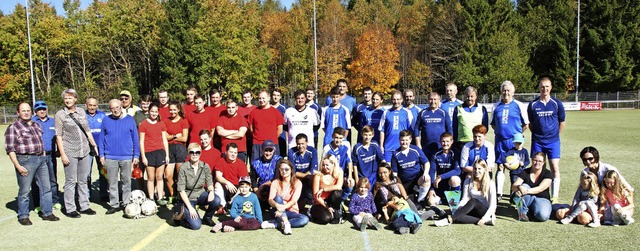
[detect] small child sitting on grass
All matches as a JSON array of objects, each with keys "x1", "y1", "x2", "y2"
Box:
[
  {"x1": 349, "y1": 177, "x2": 382, "y2": 231},
  {"x1": 381, "y1": 196, "x2": 422, "y2": 234},
  {"x1": 211, "y1": 176, "x2": 262, "y2": 233}
]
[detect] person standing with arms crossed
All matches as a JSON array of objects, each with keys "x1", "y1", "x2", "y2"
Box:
[{"x1": 527, "y1": 77, "x2": 565, "y2": 202}]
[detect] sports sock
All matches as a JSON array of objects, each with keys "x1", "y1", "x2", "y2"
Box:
[
  {"x1": 552, "y1": 178, "x2": 561, "y2": 198},
  {"x1": 496, "y1": 171, "x2": 505, "y2": 195},
  {"x1": 417, "y1": 187, "x2": 429, "y2": 202}
]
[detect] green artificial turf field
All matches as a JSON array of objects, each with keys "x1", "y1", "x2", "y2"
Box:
[{"x1": 1, "y1": 110, "x2": 639, "y2": 250}]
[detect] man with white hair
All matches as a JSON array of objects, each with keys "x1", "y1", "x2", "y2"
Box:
[
  {"x1": 491, "y1": 81, "x2": 529, "y2": 198},
  {"x1": 100, "y1": 99, "x2": 140, "y2": 215}
]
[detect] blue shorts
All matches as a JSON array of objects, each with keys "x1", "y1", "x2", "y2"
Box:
[
  {"x1": 530, "y1": 140, "x2": 561, "y2": 159},
  {"x1": 494, "y1": 138, "x2": 514, "y2": 164}
]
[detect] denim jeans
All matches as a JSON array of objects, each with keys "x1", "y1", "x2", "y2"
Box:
[
  {"x1": 519, "y1": 184, "x2": 552, "y2": 221},
  {"x1": 183, "y1": 191, "x2": 221, "y2": 230},
  {"x1": 273, "y1": 195, "x2": 309, "y2": 228},
  {"x1": 31, "y1": 154, "x2": 59, "y2": 206},
  {"x1": 15, "y1": 154, "x2": 52, "y2": 219}
]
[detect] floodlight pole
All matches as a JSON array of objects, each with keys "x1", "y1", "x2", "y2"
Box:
[
  {"x1": 575, "y1": 0, "x2": 580, "y2": 103},
  {"x1": 25, "y1": 0, "x2": 36, "y2": 106},
  {"x1": 313, "y1": 0, "x2": 318, "y2": 103}
]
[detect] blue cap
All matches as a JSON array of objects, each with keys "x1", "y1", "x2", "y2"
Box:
[
  {"x1": 34, "y1": 100, "x2": 47, "y2": 111},
  {"x1": 513, "y1": 133, "x2": 525, "y2": 143},
  {"x1": 262, "y1": 140, "x2": 276, "y2": 150}
]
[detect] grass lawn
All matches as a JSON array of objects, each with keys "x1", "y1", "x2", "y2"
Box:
[{"x1": 1, "y1": 110, "x2": 639, "y2": 250}]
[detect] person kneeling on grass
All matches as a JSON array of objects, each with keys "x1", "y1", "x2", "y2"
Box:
[
  {"x1": 211, "y1": 176, "x2": 263, "y2": 233},
  {"x1": 175, "y1": 143, "x2": 222, "y2": 230},
  {"x1": 381, "y1": 196, "x2": 422, "y2": 235},
  {"x1": 435, "y1": 159, "x2": 496, "y2": 227},
  {"x1": 349, "y1": 177, "x2": 382, "y2": 231},
  {"x1": 310, "y1": 154, "x2": 345, "y2": 225},
  {"x1": 511, "y1": 152, "x2": 552, "y2": 222}
]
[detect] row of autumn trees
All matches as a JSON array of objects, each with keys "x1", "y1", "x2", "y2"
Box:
[{"x1": 1, "y1": 0, "x2": 639, "y2": 105}]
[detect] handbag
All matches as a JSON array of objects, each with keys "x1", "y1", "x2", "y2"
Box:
[
  {"x1": 173, "y1": 161, "x2": 204, "y2": 221},
  {"x1": 68, "y1": 113, "x2": 97, "y2": 156}
]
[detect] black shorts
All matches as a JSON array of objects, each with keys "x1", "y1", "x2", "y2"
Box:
[
  {"x1": 169, "y1": 144, "x2": 187, "y2": 164},
  {"x1": 145, "y1": 149, "x2": 166, "y2": 167}
]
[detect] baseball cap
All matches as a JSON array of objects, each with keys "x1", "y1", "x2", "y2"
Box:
[
  {"x1": 512, "y1": 133, "x2": 525, "y2": 143},
  {"x1": 262, "y1": 140, "x2": 276, "y2": 150},
  {"x1": 238, "y1": 176, "x2": 251, "y2": 186},
  {"x1": 120, "y1": 90, "x2": 132, "y2": 97},
  {"x1": 34, "y1": 100, "x2": 48, "y2": 111}
]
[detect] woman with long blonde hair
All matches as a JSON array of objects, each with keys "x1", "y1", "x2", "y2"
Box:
[{"x1": 435, "y1": 159, "x2": 496, "y2": 226}]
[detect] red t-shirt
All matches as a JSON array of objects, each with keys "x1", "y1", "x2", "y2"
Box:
[
  {"x1": 187, "y1": 108, "x2": 215, "y2": 144},
  {"x1": 139, "y1": 119, "x2": 167, "y2": 152},
  {"x1": 247, "y1": 106, "x2": 284, "y2": 144},
  {"x1": 159, "y1": 104, "x2": 171, "y2": 121},
  {"x1": 217, "y1": 112, "x2": 248, "y2": 153},
  {"x1": 213, "y1": 157, "x2": 248, "y2": 186},
  {"x1": 239, "y1": 105, "x2": 256, "y2": 119},
  {"x1": 183, "y1": 103, "x2": 197, "y2": 118},
  {"x1": 164, "y1": 117, "x2": 189, "y2": 145}
]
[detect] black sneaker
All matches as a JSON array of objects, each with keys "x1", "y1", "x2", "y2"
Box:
[
  {"x1": 80, "y1": 208, "x2": 97, "y2": 215},
  {"x1": 66, "y1": 211, "x2": 81, "y2": 218},
  {"x1": 105, "y1": 207, "x2": 120, "y2": 215},
  {"x1": 410, "y1": 223, "x2": 422, "y2": 234},
  {"x1": 41, "y1": 214, "x2": 60, "y2": 221},
  {"x1": 18, "y1": 218, "x2": 33, "y2": 226},
  {"x1": 331, "y1": 209, "x2": 343, "y2": 224},
  {"x1": 203, "y1": 217, "x2": 215, "y2": 226}
]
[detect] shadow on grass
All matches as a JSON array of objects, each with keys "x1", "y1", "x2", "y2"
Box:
[{"x1": 5, "y1": 198, "x2": 18, "y2": 212}]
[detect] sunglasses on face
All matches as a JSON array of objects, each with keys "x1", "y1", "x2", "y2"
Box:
[
  {"x1": 582, "y1": 157, "x2": 595, "y2": 162},
  {"x1": 120, "y1": 97, "x2": 130, "y2": 101},
  {"x1": 280, "y1": 168, "x2": 291, "y2": 172},
  {"x1": 189, "y1": 151, "x2": 201, "y2": 155},
  {"x1": 264, "y1": 148, "x2": 274, "y2": 152}
]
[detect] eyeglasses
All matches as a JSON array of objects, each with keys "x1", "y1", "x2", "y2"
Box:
[
  {"x1": 109, "y1": 106, "x2": 121, "y2": 111},
  {"x1": 120, "y1": 97, "x2": 130, "y2": 101},
  {"x1": 189, "y1": 151, "x2": 201, "y2": 155},
  {"x1": 581, "y1": 157, "x2": 595, "y2": 162},
  {"x1": 280, "y1": 168, "x2": 291, "y2": 172}
]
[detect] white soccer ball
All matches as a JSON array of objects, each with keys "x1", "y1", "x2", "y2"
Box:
[
  {"x1": 140, "y1": 200, "x2": 158, "y2": 216},
  {"x1": 124, "y1": 203, "x2": 142, "y2": 218},
  {"x1": 130, "y1": 190, "x2": 147, "y2": 205},
  {"x1": 505, "y1": 155, "x2": 521, "y2": 171}
]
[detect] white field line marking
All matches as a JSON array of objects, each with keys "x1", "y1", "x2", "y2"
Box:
[
  {"x1": 130, "y1": 223, "x2": 170, "y2": 251},
  {"x1": 361, "y1": 230, "x2": 372, "y2": 251}
]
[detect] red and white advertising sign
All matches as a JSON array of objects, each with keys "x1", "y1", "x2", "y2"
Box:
[{"x1": 580, "y1": 102, "x2": 602, "y2": 111}]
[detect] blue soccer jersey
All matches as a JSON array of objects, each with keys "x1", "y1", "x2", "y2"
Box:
[
  {"x1": 440, "y1": 98, "x2": 462, "y2": 121},
  {"x1": 460, "y1": 141, "x2": 496, "y2": 169},
  {"x1": 308, "y1": 101, "x2": 322, "y2": 139},
  {"x1": 353, "y1": 102, "x2": 370, "y2": 132},
  {"x1": 32, "y1": 115, "x2": 56, "y2": 152},
  {"x1": 406, "y1": 105, "x2": 421, "y2": 129},
  {"x1": 414, "y1": 108, "x2": 452, "y2": 154},
  {"x1": 430, "y1": 149, "x2": 461, "y2": 186},
  {"x1": 288, "y1": 146, "x2": 318, "y2": 175},
  {"x1": 323, "y1": 141, "x2": 352, "y2": 177},
  {"x1": 86, "y1": 110, "x2": 107, "y2": 149},
  {"x1": 274, "y1": 103, "x2": 288, "y2": 140},
  {"x1": 321, "y1": 104, "x2": 352, "y2": 147},
  {"x1": 501, "y1": 147, "x2": 530, "y2": 177},
  {"x1": 391, "y1": 145, "x2": 429, "y2": 183},
  {"x1": 363, "y1": 106, "x2": 385, "y2": 144},
  {"x1": 325, "y1": 94, "x2": 357, "y2": 112},
  {"x1": 528, "y1": 97, "x2": 566, "y2": 144},
  {"x1": 250, "y1": 155, "x2": 283, "y2": 187},
  {"x1": 352, "y1": 142, "x2": 384, "y2": 186},
  {"x1": 379, "y1": 107, "x2": 413, "y2": 157},
  {"x1": 491, "y1": 100, "x2": 528, "y2": 141}
]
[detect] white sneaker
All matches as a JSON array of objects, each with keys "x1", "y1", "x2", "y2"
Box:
[
  {"x1": 487, "y1": 215, "x2": 496, "y2": 226},
  {"x1": 261, "y1": 220, "x2": 277, "y2": 229},
  {"x1": 560, "y1": 217, "x2": 573, "y2": 225},
  {"x1": 434, "y1": 218, "x2": 450, "y2": 227},
  {"x1": 283, "y1": 222, "x2": 292, "y2": 235},
  {"x1": 621, "y1": 214, "x2": 635, "y2": 225},
  {"x1": 587, "y1": 221, "x2": 600, "y2": 228}
]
